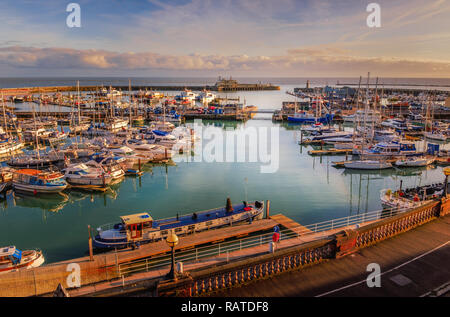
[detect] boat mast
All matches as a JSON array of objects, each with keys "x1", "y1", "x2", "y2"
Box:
[
  {"x1": 361, "y1": 72, "x2": 370, "y2": 159},
  {"x1": 129, "y1": 79, "x2": 132, "y2": 128},
  {"x1": 32, "y1": 104, "x2": 40, "y2": 160},
  {"x1": 1, "y1": 92, "x2": 8, "y2": 137}
]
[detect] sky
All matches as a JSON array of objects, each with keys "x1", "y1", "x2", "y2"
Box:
[{"x1": 0, "y1": 0, "x2": 449, "y2": 77}]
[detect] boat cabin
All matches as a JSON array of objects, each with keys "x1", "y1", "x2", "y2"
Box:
[
  {"x1": 120, "y1": 213, "x2": 153, "y2": 241},
  {"x1": 13, "y1": 169, "x2": 65, "y2": 185},
  {"x1": 0, "y1": 246, "x2": 22, "y2": 265}
]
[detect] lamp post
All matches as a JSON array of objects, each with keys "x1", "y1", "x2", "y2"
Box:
[{"x1": 166, "y1": 231, "x2": 179, "y2": 280}]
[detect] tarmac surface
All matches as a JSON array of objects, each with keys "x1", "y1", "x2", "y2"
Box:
[{"x1": 214, "y1": 216, "x2": 450, "y2": 297}]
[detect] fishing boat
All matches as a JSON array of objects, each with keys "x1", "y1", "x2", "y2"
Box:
[
  {"x1": 394, "y1": 156, "x2": 435, "y2": 167},
  {"x1": 12, "y1": 169, "x2": 68, "y2": 194},
  {"x1": 344, "y1": 160, "x2": 392, "y2": 170},
  {"x1": 93, "y1": 199, "x2": 265, "y2": 249},
  {"x1": 0, "y1": 246, "x2": 44, "y2": 274},
  {"x1": 63, "y1": 163, "x2": 112, "y2": 186}
]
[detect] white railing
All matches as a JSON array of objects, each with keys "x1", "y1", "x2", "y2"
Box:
[{"x1": 117, "y1": 204, "x2": 419, "y2": 276}]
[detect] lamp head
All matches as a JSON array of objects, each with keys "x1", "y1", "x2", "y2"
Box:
[{"x1": 166, "y1": 231, "x2": 179, "y2": 248}]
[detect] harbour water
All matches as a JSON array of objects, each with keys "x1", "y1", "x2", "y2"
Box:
[{"x1": 0, "y1": 77, "x2": 449, "y2": 264}]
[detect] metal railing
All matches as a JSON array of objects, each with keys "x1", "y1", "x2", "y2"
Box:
[{"x1": 117, "y1": 204, "x2": 416, "y2": 277}]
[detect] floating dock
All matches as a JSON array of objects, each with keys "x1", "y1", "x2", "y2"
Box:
[
  {"x1": 270, "y1": 214, "x2": 312, "y2": 235},
  {"x1": 308, "y1": 148, "x2": 353, "y2": 156}
]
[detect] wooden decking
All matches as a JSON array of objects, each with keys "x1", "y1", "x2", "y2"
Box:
[
  {"x1": 0, "y1": 217, "x2": 281, "y2": 296},
  {"x1": 270, "y1": 214, "x2": 311, "y2": 235}
]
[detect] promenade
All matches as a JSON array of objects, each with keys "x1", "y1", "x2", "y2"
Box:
[{"x1": 215, "y1": 215, "x2": 450, "y2": 297}]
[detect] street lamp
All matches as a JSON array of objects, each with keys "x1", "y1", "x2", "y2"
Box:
[{"x1": 166, "y1": 231, "x2": 179, "y2": 280}]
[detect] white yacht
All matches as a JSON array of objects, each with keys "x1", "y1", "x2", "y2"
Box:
[
  {"x1": 126, "y1": 141, "x2": 172, "y2": 161},
  {"x1": 344, "y1": 160, "x2": 393, "y2": 170},
  {"x1": 343, "y1": 109, "x2": 381, "y2": 123},
  {"x1": 63, "y1": 163, "x2": 113, "y2": 186}
]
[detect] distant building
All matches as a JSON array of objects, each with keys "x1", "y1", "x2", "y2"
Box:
[{"x1": 215, "y1": 76, "x2": 279, "y2": 91}]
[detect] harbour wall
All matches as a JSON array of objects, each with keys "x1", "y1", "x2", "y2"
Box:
[
  {"x1": 158, "y1": 199, "x2": 448, "y2": 297},
  {"x1": 0, "y1": 83, "x2": 280, "y2": 96}
]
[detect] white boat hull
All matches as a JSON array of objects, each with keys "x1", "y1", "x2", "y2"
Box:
[{"x1": 344, "y1": 160, "x2": 392, "y2": 170}]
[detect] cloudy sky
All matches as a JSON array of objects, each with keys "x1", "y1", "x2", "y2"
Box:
[{"x1": 0, "y1": 0, "x2": 449, "y2": 77}]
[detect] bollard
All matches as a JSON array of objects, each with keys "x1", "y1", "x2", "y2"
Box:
[
  {"x1": 269, "y1": 241, "x2": 276, "y2": 253},
  {"x1": 88, "y1": 225, "x2": 93, "y2": 261},
  {"x1": 177, "y1": 262, "x2": 184, "y2": 274}
]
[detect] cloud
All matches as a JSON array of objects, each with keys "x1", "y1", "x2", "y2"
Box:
[{"x1": 0, "y1": 45, "x2": 449, "y2": 77}]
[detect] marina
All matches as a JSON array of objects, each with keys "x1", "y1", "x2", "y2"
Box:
[{"x1": 0, "y1": 77, "x2": 450, "y2": 297}]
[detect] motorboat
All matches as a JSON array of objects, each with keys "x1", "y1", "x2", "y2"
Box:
[
  {"x1": 394, "y1": 156, "x2": 435, "y2": 167},
  {"x1": 63, "y1": 163, "x2": 112, "y2": 186},
  {"x1": 288, "y1": 112, "x2": 333, "y2": 124},
  {"x1": 93, "y1": 199, "x2": 265, "y2": 249},
  {"x1": 343, "y1": 109, "x2": 381, "y2": 123},
  {"x1": 424, "y1": 131, "x2": 447, "y2": 141},
  {"x1": 12, "y1": 169, "x2": 68, "y2": 194},
  {"x1": 380, "y1": 181, "x2": 445, "y2": 210},
  {"x1": 0, "y1": 246, "x2": 45, "y2": 274},
  {"x1": 107, "y1": 145, "x2": 152, "y2": 165},
  {"x1": 126, "y1": 141, "x2": 172, "y2": 161},
  {"x1": 352, "y1": 141, "x2": 421, "y2": 159},
  {"x1": 85, "y1": 157, "x2": 125, "y2": 181},
  {"x1": 344, "y1": 160, "x2": 393, "y2": 170}
]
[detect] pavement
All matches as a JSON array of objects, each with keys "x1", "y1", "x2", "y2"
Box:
[{"x1": 214, "y1": 215, "x2": 450, "y2": 297}]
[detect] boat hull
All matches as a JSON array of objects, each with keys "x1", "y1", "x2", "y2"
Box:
[
  {"x1": 93, "y1": 203, "x2": 265, "y2": 249},
  {"x1": 13, "y1": 182, "x2": 68, "y2": 194}
]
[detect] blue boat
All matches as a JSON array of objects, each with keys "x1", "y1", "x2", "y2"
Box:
[
  {"x1": 288, "y1": 112, "x2": 333, "y2": 124},
  {"x1": 93, "y1": 199, "x2": 265, "y2": 249}
]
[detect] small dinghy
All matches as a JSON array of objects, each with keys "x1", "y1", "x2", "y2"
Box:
[{"x1": 0, "y1": 246, "x2": 44, "y2": 274}]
